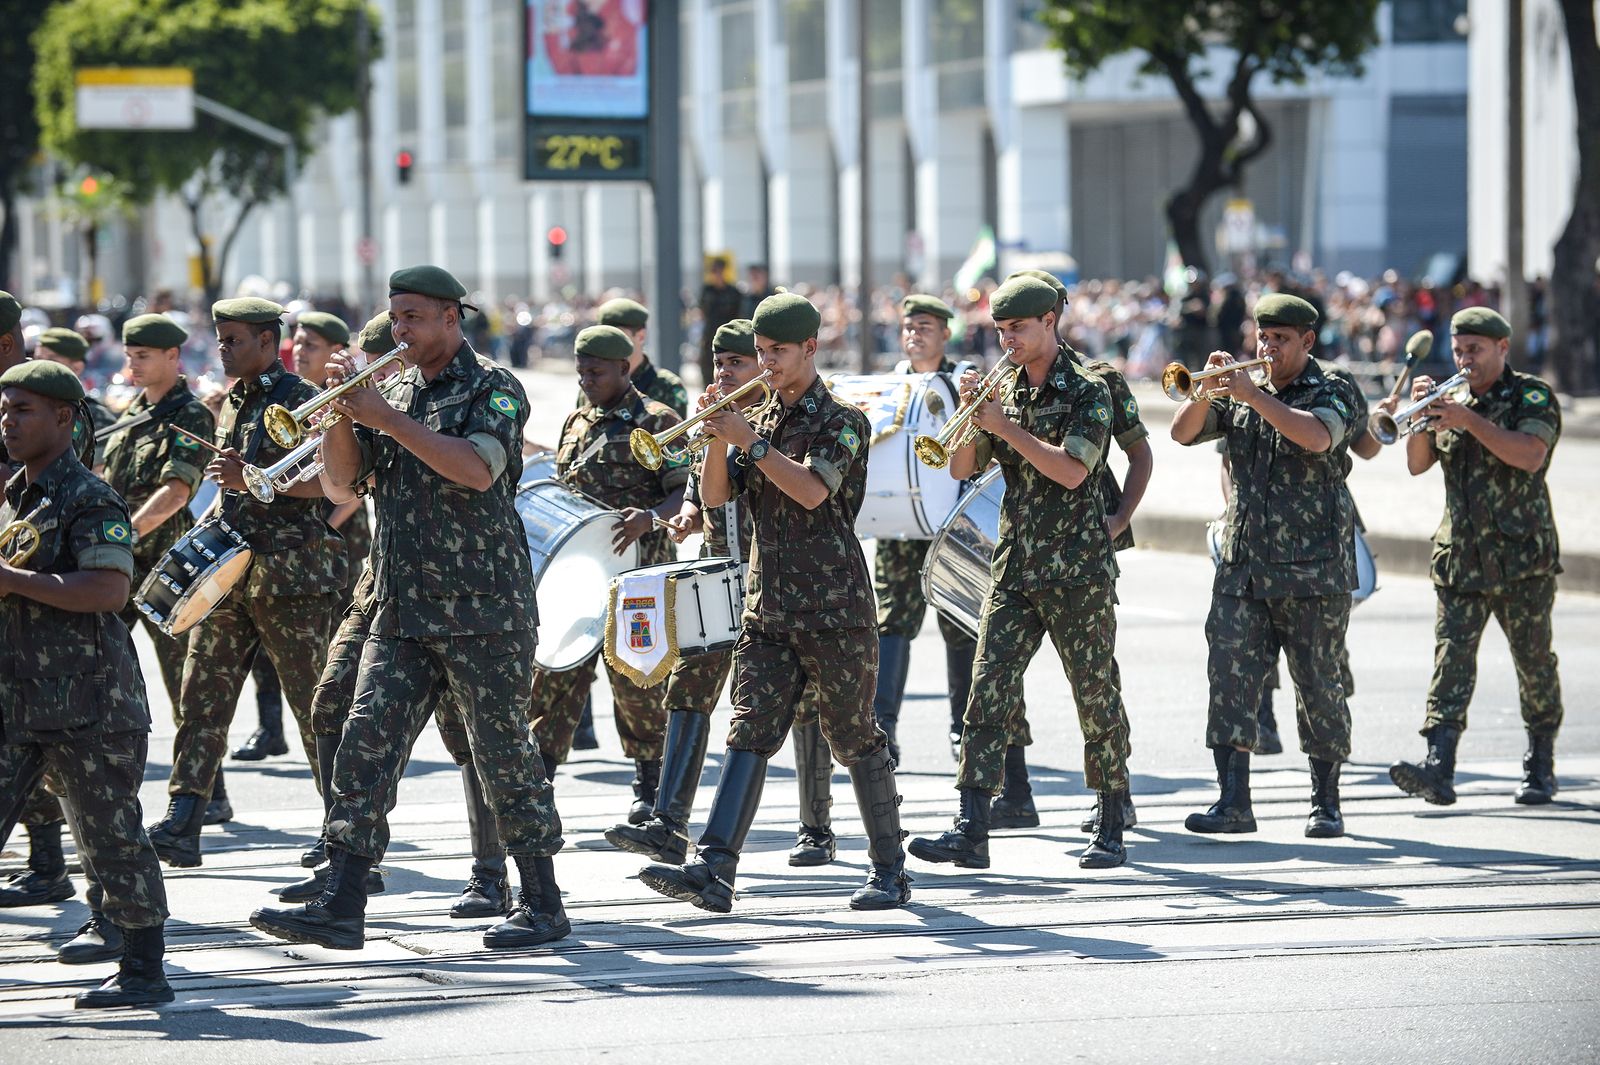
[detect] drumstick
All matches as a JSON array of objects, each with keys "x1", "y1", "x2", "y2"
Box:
[{"x1": 171, "y1": 426, "x2": 229, "y2": 457}]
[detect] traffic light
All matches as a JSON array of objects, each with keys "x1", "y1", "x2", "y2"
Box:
[
  {"x1": 547, "y1": 225, "x2": 568, "y2": 260},
  {"x1": 79, "y1": 175, "x2": 100, "y2": 197},
  {"x1": 396, "y1": 149, "x2": 413, "y2": 185}
]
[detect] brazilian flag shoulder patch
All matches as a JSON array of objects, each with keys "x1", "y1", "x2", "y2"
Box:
[
  {"x1": 488, "y1": 390, "x2": 521, "y2": 418},
  {"x1": 173, "y1": 430, "x2": 200, "y2": 449},
  {"x1": 1123, "y1": 395, "x2": 1139, "y2": 419},
  {"x1": 1522, "y1": 386, "x2": 1550, "y2": 407},
  {"x1": 101, "y1": 520, "x2": 132, "y2": 544},
  {"x1": 1331, "y1": 395, "x2": 1350, "y2": 417},
  {"x1": 839, "y1": 425, "x2": 861, "y2": 457},
  {"x1": 1092, "y1": 403, "x2": 1111, "y2": 426}
]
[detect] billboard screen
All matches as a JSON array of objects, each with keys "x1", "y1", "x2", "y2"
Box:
[{"x1": 526, "y1": 0, "x2": 650, "y2": 120}]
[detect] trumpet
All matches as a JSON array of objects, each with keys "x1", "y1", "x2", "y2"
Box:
[
  {"x1": 0, "y1": 499, "x2": 53, "y2": 567},
  {"x1": 262, "y1": 342, "x2": 409, "y2": 448},
  {"x1": 1369, "y1": 370, "x2": 1470, "y2": 445},
  {"x1": 913, "y1": 354, "x2": 1022, "y2": 469},
  {"x1": 241, "y1": 432, "x2": 326, "y2": 503},
  {"x1": 1161, "y1": 356, "x2": 1273, "y2": 401},
  {"x1": 629, "y1": 371, "x2": 776, "y2": 471}
]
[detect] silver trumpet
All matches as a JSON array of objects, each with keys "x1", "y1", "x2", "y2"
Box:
[
  {"x1": 1369, "y1": 370, "x2": 1470, "y2": 445},
  {"x1": 241, "y1": 433, "x2": 326, "y2": 503}
]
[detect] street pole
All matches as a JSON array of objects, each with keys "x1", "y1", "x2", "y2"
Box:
[
  {"x1": 856, "y1": 0, "x2": 871, "y2": 372},
  {"x1": 193, "y1": 95, "x2": 299, "y2": 293},
  {"x1": 1506, "y1": 0, "x2": 1528, "y2": 365},
  {"x1": 650, "y1": 5, "x2": 683, "y2": 373},
  {"x1": 356, "y1": 2, "x2": 377, "y2": 312}
]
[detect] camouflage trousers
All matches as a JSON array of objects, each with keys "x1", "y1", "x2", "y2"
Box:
[
  {"x1": 957, "y1": 580, "x2": 1128, "y2": 794},
  {"x1": 874, "y1": 538, "x2": 935, "y2": 638},
  {"x1": 1425, "y1": 576, "x2": 1562, "y2": 737},
  {"x1": 0, "y1": 732, "x2": 168, "y2": 929},
  {"x1": 529, "y1": 651, "x2": 668, "y2": 764},
  {"x1": 727, "y1": 625, "x2": 885, "y2": 766},
  {"x1": 1206, "y1": 591, "x2": 1352, "y2": 762},
  {"x1": 168, "y1": 586, "x2": 336, "y2": 796},
  {"x1": 671, "y1": 643, "x2": 824, "y2": 724},
  {"x1": 329, "y1": 628, "x2": 562, "y2": 861}
]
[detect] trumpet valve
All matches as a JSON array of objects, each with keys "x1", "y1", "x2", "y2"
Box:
[{"x1": 629, "y1": 427, "x2": 666, "y2": 471}]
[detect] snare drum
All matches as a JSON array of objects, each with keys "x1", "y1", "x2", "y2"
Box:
[
  {"x1": 827, "y1": 372, "x2": 961, "y2": 539},
  {"x1": 517, "y1": 479, "x2": 641, "y2": 672},
  {"x1": 603, "y1": 557, "x2": 746, "y2": 685},
  {"x1": 920, "y1": 467, "x2": 1004, "y2": 638},
  {"x1": 134, "y1": 516, "x2": 254, "y2": 636}
]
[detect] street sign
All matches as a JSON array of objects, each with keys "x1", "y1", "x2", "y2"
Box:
[
  {"x1": 75, "y1": 68, "x2": 195, "y2": 130},
  {"x1": 1222, "y1": 198, "x2": 1256, "y2": 254}
]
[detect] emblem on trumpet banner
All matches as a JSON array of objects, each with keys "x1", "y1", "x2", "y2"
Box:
[{"x1": 628, "y1": 611, "x2": 654, "y2": 650}]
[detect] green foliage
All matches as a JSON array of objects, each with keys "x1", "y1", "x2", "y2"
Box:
[{"x1": 33, "y1": 0, "x2": 380, "y2": 206}]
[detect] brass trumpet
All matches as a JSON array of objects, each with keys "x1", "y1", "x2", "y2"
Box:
[
  {"x1": 241, "y1": 432, "x2": 325, "y2": 503},
  {"x1": 629, "y1": 371, "x2": 775, "y2": 471},
  {"x1": 0, "y1": 499, "x2": 53, "y2": 567},
  {"x1": 262, "y1": 342, "x2": 409, "y2": 448},
  {"x1": 1369, "y1": 370, "x2": 1470, "y2": 445},
  {"x1": 913, "y1": 353, "x2": 1022, "y2": 469},
  {"x1": 1161, "y1": 356, "x2": 1273, "y2": 401}
]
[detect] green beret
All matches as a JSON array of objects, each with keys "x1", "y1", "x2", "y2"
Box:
[
  {"x1": 37, "y1": 327, "x2": 89, "y2": 362},
  {"x1": 1254, "y1": 293, "x2": 1318, "y2": 329},
  {"x1": 902, "y1": 294, "x2": 955, "y2": 321},
  {"x1": 356, "y1": 312, "x2": 395, "y2": 354},
  {"x1": 122, "y1": 313, "x2": 188, "y2": 349},
  {"x1": 0, "y1": 291, "x2": 20, "y2": 334},
  {"x1": 989, "y1": 277, "x2": 1059, "y2": 321},
  {"x1": 1006, "y1": 269, "x2": 1069, "y2": 305},
  {"x1": 574, "y1": 324, "x2": 634, "y2": 361},
  {"x1": 0, "y1": 359, "x2": 85, "y2": 403},
  {"x1": 712, "y1": 318, "x2": 757, "y2": 356},
  {"x1": 596, "y1": 298, "x2": 649, "y2": 330},
  {"x1": 297, "y1": 311, "x2": 350, "y2": 346},
  {"x1": 389, "y1": 264, "x2": 468, "y2": 302},
  {"x1": 752, "y1": 292, "x2": 820, "y2": 343},
  {"x1": 212, "y1": 296, "x2": 284, "y2": 325},
  {"x1": 1451, "y1": 307, "x2": 1511, "y2": 340}
]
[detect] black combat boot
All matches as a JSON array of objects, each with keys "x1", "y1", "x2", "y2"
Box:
[
  {"x1": 1185, "y1": 747, "x2": 1257, "y2": 834},
  {"x1": 1514, "y1": 733, "x2": 1558, "y2": 805},
  {"x1": 1305, "y1": 758, "x2": 1344, "y2": 837},
  {"x1": 638, "y1": 750, "x2": 767, "y2": 913},
  {"x1": 1256, "y1": 688, "x2": 1283, "y2": 755},
  {"x1": 990, "y1": 746, "x2": 1039, "y2": 829},
  {"x1": 74, "y1": 925, "x2": 174, "y2": 1009},
  {"x1": 872, "y1": 635, "x2": 912, "y2": 766},
  {"x1": 1389, "y1": 724, "x2": 1461, "y2": 806},
  {"x1": 233, "y1": 659, "x2": 289, "y2": 760},
  {"x1": 204, "y1": 769, "x2": 234, "y2": 826},
  {"x1": 483, "y1": 854, "x2": 571, "y2": 948},
  {"x1": 628, "y1": 758, "x2": 662, "y2": 826},
  {"x1": 541, "y1": 750, "x2": 560, "y2": 781},
  {"x1": 147, "y1": 794, "x2": 207, "y2": 867},
  {"x1": 300, "y1": 733, "x2": 340, "y2": 867},
  {"x1": 908, "y1": 787, "x2": 991, "y2": 869},
  {"x1": 0, "y1": 822, "x2": 74, "y2": 906},
  {"x1": 605, "y1": 711, "x2": 710, "y2": 864},
  {"x1": 1079, "y1": 791, "x2": 1139, "y2": 833},
  {"x1": 452, "y1": 763, "x2": 510, "y2": 918},
  {"x1": 789, "y1": 718, "x2": 836, "y2": 866},
  {"x1": 250, "y1": 846, "x2": 372, "y2": 950},
  {"x1": 848, "y1": 746, "x2": 912, "y2": 909},
  {"x1": 572, "y1": 694, "x2": 600, "y2": 750},
  {"x1": 59, "y1": 911, "x2": 125, "y2": 964},
  {"x1": 274, "y1": 861, "x2": 386, "y2": 902},
  {"x1": 1079, "y1": 788, "x2": 1128, "y2": 868}
]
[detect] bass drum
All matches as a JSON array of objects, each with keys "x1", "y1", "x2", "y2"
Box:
[
  {"x1": 1206, "y1": 520, "x2": 1378, "y2": 604},
  {"x1": 827, "y1": 371, "x2": 961, "y2": 540},
  {"x1": 134, "y1": 515, "x2": 254, "y2": 636},
  {"x1": 920, "y1": 466, "x2": 1004, "y2": 639},
  {"x1": 519, "y1": 448, "x2": 557, "y2": 488},
  {"x1": 517, "y1": 479, "x2": 640, "y2": 672}
]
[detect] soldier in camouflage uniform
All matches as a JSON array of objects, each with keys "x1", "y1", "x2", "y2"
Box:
[
  {"x1": 35, "y1": 328, "x2": 115, "y2": 470},
  {"x1": 145, "y1": 298, "x2": 346, "y2": 868},
  {"x1": 0, "y1": 360, "x2": 174, "y2": 1008},
  {"x1": 530, "y1": 325, "x2": 687, "y2": 823},
  {"x1": 638, "y1": 292, "x2": 911, "y2": 913},
  {"x1": 1388, "y1": 308, "x2": 1565, "y2": 807},
  {"x1": 909, "y1": 277, "x2": 1131, "y2": 872},
  {"x1": 251, "y1": 266, "x2": 567, "y2": 952},
  {"x1": 1171, "y1": 293, "x2": 1363, "y2": 840}
]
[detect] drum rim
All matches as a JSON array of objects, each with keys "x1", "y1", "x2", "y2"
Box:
[
  {"x1": 919, "y1": 465, "x2": 1003, "y2": 629},
  {"x1": 518, "y1": 478, "x2": 640, "y2": 587},
  {"x1": 159, "y1": 543, "x2": 253, "y2": 635}
]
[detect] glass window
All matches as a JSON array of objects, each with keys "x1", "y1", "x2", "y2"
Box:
[
  {"x1": 443, "y1": 3, "x2": 468, "y2": 160},
  {"x1": 721, "y1": 7, "x2": 756, "y2": 91},
  {"x1": 491, "y1": 0, "x2": 520, "y2": 160},
  {"x1": 394, "y1": 0, "x2": 418, "y2": 138},
  {"x1": 867, "y1": 0, "x2": 901, "y2": 72},
  {"x1": 787, "y1": 0, "x2": 826, "y2": 82},
  {"x1": 932, "y1": 0, "x2": 984, "y2": 63},
  {"x1": 1391, "y1": 0, "x2": 1468, "y2": 43}
]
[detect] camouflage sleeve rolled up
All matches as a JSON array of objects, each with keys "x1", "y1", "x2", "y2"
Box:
[
  {"x1": 66, "y1": 495, "x2": 137, "y2": 580},
  {"x1": 1511, "y1": 376, "x2": 1561, "y2": 447},
  {"x1": 459, "y1": 369, "x2": 530, "y2": 483},
  {"x1": 161, "y1": 404, "x2": 215, "y2": 493},
  {"x1": 799, "y1": 401, "x2": 868, "y2": 497}
]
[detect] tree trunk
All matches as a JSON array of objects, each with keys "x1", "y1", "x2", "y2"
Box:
[
  {"x1": 183, "y1": 193, "x2": 216, "y2": 305},
  {"x1": 1166, "y1": 184, "x2": 1214, "y2": 275},
  {"x1": 1547, "y1": 0, "x2": 1600, "y2": 395},
  {"x1": 212, "y1": 197, "x2": 258, "y2": 307},
  {"x1": 0, "y1": 185, "x2": 17, "y2": 293}
]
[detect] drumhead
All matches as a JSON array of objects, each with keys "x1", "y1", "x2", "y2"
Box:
[
  {"x1": 1352, "y1": 528, "x2": 1378, "y2": 604},
  {"x1": 167, "y1": 547, "x2": 253, "y2": 634},
  {"x1": 920, "y1": 467, "x2": 1004, "y2": 637},
  {"x1": 830, "y1": 372, "x2": 961, "y2": 539}
]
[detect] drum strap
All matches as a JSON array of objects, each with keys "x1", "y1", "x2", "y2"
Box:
[{"x1": 723, "y1": 499, "x2": 741, "y2": 566}]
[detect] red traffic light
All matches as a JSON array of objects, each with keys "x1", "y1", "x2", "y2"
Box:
[
  {"x1": 546, "y1": 226, "x2": 568, "y2": 247},
  {"x1": 79, "y1": 176, "x2": 100, "y2": 196},
  {"x1": 396, "y1": 150, "x2": 413, "y2": 169}
]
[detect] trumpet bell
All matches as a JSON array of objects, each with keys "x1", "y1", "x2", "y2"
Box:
[
  {"x1": 912, "y1": 435, "x2": 950, "y2": 469},
  {"x1": 1161, "y1": 363, "x2": 1193, "y2": 402},
  {"x1": 262, "y1": 405, "x2": 303, "y2": 450},
  {"x1": 629, "y1": 427, "x2": 667, "y2": 471},
  {"x1": 241, "y1": 464, "x2": 276, "y2": 504},
  {"x1": 1369, "y1": 412, "x2": 1401, "y2": 446}
]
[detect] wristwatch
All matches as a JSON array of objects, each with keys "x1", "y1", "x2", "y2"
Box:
[{"x1": 746, "y1": 438, "x2": 771, "y2": 463}]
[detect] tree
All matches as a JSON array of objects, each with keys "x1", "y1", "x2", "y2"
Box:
[
  {"x1": 32, "y1": 0, "x2": 379, "y2": 302},
  {"x1": 1038, "y1": 0, "x2": 1380, "y2": 274},
  {"x1": 1548, "y1": 0, "x2": 1600, "y2": 395},
  {"x1": 0, "y1": 0, "x2": 61, "y2": 292},
  {"x1": 58, "y1": 172, "x2": 137, "y2": 306}
]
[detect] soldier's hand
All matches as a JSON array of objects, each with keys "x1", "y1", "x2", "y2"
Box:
[
  {"x1": 968, "y1": 390, "x2": 1005, "y2": 434},
  {"x1": 206, "y1": 447, "x2": 250, "y2": 492},
  {"x1": 332, "y1": 381, "x2": 397, "y2": 432},
  {"x1": 1410, "y1": 376, "x2": 1436, "y2": 403},
  {"x1": 958, "y1": 369, "x2": 983, "y2": 407},
  {"x1": 0, "y1": 560, "x2": 19, "y2": 597},
  {"x1": 1424, "y1": 395, "x2": 1473, "y2": 432},
  {"x1": 1373, "y1": 395, "x2": 1401, "y2": 416},
  {"x1": 1106, "y1": 508, "x2": 1131, "y2": 540},
  {"x1": 612, "y1": 508, "x2": 654, "y2": 553},
  {"x1": 663, "y1": 511, "x2": 697, "y2": 543},
  {"x1": 324, "y1": 351, "x2": 361, "y2": 389},
  {"x1": 703, "y1": 406, "x2": 757, "y2": 449}
]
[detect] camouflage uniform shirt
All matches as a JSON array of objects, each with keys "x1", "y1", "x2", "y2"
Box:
[
  {"x1": 0, "y1": 447, "x2": 149, "y2": 744},
  {"x1": 1429, "y1": 366, "x2": 1561, "y2": 592},
  {"x1": 101, "y1": 377, "x2": 215, "y2": 569},
  {"x1": 732, "y1": 374, "x2": 875, "y2": 631},
  {"x1": 973, "y1": 347, "x2": 1117, "y2": 591},
  {"x1": 1188, "y1": 357, "x2": 1362, "y2": 598},
  {"x1": 356, "y1": 342, "x2": 536, "y2": 638},
  {"x1": 1073, "y1": 347, "x2": 1149, "y2": 552}
]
